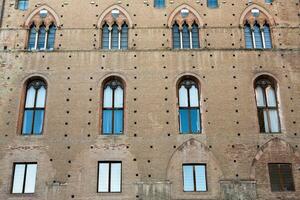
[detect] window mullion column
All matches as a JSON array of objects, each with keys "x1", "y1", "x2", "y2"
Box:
[
  {"x1": 44, "y1": 30, "x2": 48, "y2": 50},
  {"x1": 118, "y1": 29, "x2": 121, "y2": 49},
  {"x1": 22, "y1": 164, "x2": 28, "y2": 193},
  {"x1": 180, "y1": 31, "x2": 183, "y2": 49},
  {"x1": 261, "y1": 29, "x2": 266, "y2": 49},
  {"x1": 251, "y1": 29, "x2": 256, "y2": 48},
  {"x1": 189, "y1": 29, "x2": 193, "y2": 49},
  {"x1": 108, "y1": 28, "x2": 112, "y2": 49},
  {"x1": 34, "y1": 28, "x2": 39, "y2": 50}
]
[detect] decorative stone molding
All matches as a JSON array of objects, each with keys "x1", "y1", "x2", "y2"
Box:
[
  {"x1": 167, "y1": 4, "x2": 203, "y2": 28},
  {"x1": 97, "y1": 5, "x2": 132, "y2": 28},
  {"x1": 240, "y1": 4, "x2": 275, "y2": 27},
  {"x1": 24, "y1": 5, "x2": 61, "y2": 29}
]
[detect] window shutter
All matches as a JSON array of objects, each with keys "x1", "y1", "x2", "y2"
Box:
[
  {"x1": 280, "y1": 164, "x2": 295, "y2": 191},
  {"x1": 268, "y1": 164, "x2": 281, "y2": 191}
]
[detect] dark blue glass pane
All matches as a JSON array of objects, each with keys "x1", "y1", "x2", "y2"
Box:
[
  {"x1": 47, "y1": 25, "x2": 56, "y2": 50},
  {"x1": 121, "y1": 24, "x2": 128, "y2": 49},
  {"x1": 33, "y1": 110, "x2": 44, "y2": 135},
  {"x1": 264, "y1": 25, "x2": 272, "y2": 49},
  {"x1": 114, "y1": 110, "x2": 123, "y2": 134},
  {"x1": 265, "y1": 0, "x2": 272, "y2": 3},
  {"x1": 192, "y1": 23, "x2": 200, "y2": 48},
  {"x1": 22, "y1": 110, "x2": 34, "y2": 135},
  {"x1": 18, "y1": 0, "x2": 28, "y2": 10},
  {"x1": 190, "y1": 108, "x2": 201, "y2": 133},
  {"x1": 254, "y1": 24, "x2": 263, "y2": 49},
  {"x1": 102, "y1": 24, "x2": 109, "y2": 49},
  {"x1": 182, "y1": 23, "x2": 190, "y2": 49},
  {"x1": 179, "y1": 109, "x2": 189, "y2": 133},
  {"x1": 111, "y1": 24, "x2": 119, "y2": 49},
  {"x1": 207, "y1": 0, "x2": 218, "y2": 8},
  {"x1": 37, "y1": 26, "x2": 46, "y2": 49},
  {"x1": 244, "y1": 24, "x2": 253, "y2": 48},
  {"x1": 28, "y1": 26, "x2": 37, "y2": 50},
  {"x1": 103, "y1": 110, "x2": 112, "y2": 134},
  {"x1": 172, "y1": 23, "x2": 180, "y2": 48},
  {"x1": 154, "y1": 0, "x2": 165, "y2": 8}
]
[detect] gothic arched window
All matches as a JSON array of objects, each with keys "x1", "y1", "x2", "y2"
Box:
[
  {"x1": 178, "y1": 79, "x2": 201, "y2": 134},
  {"x1": 22, "y1": 79, "x2": 47, "y2": 135},
  {"x1": 102, "y1": 79, "x2": 124, "y2": 135},
  {"x1": 254, "y1": 76, "x2": 280, "y2": 133}
]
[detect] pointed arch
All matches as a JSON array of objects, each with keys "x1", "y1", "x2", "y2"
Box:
[
  {"x1": 250, "y1": 138, "x2": 299, "y2": 179},
  {"x1": 239, "y1": 4, "x2": 275, "y2": 27},
  {"x1": 24, "y1": 5, "x2": 61, "y2": 28},
  {"x1": 97, "y1": 4, "x2": 133, "y2": 28},
  {"x1": 167, "y1": 4, "x2": 204, "y2": 28}
]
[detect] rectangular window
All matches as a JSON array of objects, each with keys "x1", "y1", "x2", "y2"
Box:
[
  {"x1": 268, "y1": 163, "x2": 295, "y2": 192},
  {"x1": 183, "y1": 164, "x2": 207, "y2": 192},
  {"x1": 17, "y1": 0, "x2": 29, "y2": 10},
  {"x1": 98, "y1": 161, "x2": 122, "y2": 193},
  {"x1": 12, "y1": 163, "x2": 37, "y2": 194},
  {"x1": 154, "y1": 0, "x2": 165, "y2": 8},
  {"x1": 207, "y1": 0, "x2": 218, "y2": 8}
]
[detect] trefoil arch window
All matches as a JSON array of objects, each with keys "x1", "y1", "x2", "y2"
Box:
[
  {"x1": 101, "y1": 9, "x2": 129, "y2": 50},
  {"x1": 243, "y1": 8, "x2": 272, "y2": 49},
  {"x1": 102, "y1": 79, "x2": 124, "y2": 135},
  {"x1": 22, "y1": 79, "x2": 47, "y2": 135},
  {"x1": 178, "y1": 79, "x2": 201, "y2": 134},
  {"x1": 171, "y1": 9, "x2": 200, "y2": 49},
  {"x1": 254, "y1": 76, "x2": 280, "y2": 133},
  {"x1": 28, "y1": 23, "x2": 56, "y2": 50}
]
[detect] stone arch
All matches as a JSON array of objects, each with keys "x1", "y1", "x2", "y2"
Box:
[
  {"x1": 167, "y1": 4, "x2": 204, "y2": 28},
  {"x1": 250, "y1": 137, "x2": 299, "y2": 179},
  {"x1": 166, "y1": 138, "x2": 223, "y2": 198},
  {"x1": 239, "y1": 4, "x2": 275, "y2": 27},
  {"x1": 24, "y1": 4, "x2": 61, "y2": 28},
  {"x1": 97, "y1": 4, "x2": 133, "y2": 28}
]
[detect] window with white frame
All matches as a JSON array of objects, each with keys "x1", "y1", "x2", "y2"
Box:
[
  {"x1": 254, "y1": 76, "x2": 280, "y2": 133},
  {"x1": 28, "y1": 23, "x2": 56, "y2": 51},
  {"x1": 183, "y1": 164, "x2": 207, "y2": 192},
  {"x1": 12, "y1": 163, "x2": 37, "y2": 194},
  {"x1": 98, "y1": 161, "x2": 122, "y2": 193},
  {"x1": 17, "y1": 0, "x2": 29, "y2": 10},
  {"x1": 154, "y1": 0, "x2": 165, "y2": 8}
]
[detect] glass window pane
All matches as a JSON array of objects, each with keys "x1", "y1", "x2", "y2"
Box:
[
  {"x1": 37, "y1": 26, "x2": 46, "y2": 49},
  {"x1": 18, "y1": 0, "x2": 28, "y2": 10},
  {"x1": 179, "y1": 85, "x2": 188, "y2": 107},
  {"x1": 24, "y1": 164, "x2": 37, "y2": 193},
  {"x1": 114, "y1": 110, "x2": 123, "y2": 134},
  {"x1": 33, "y1": 110, "x2": 44, "y2": 135},
  {"x1": 207, "y1": 0, "x2": 218, "y2": 8},
  {"x1": 244, "y1": 24, "x2": 253, "y2": 48},
  {"x1": 179, "y1": 109, "x2": 189, "y2": 133},
  {"x1": 22, "y1": 110, "x2": 34, "y2": 135},
  {"x1": 25, "y1": 86, "x2": 36, "y2": 108},
  {"x1": 183, "y1": 165, "x2": 194, "y2": 192},
  {"x1": 264, "y1": 25, "x2": 272, "y2": 48},
  {"x1": 47, "y1": 25, "x2": 56, "y2": 50},
  {"x1": 254, "y1": 24, "x2": 263, "y2": 49},
  {"x1": 255, "y1": 86, "x2": 265, "y2": 107},
  {"x1": 280, "y1": 164, "x2": 295, "y2": 191},
  {"x1": 111, "y1": 24, "x2": 119, "y2": 49},
  {"x1": 189, "y1": 85, "x2": 199, "y2": 107},
  {"x1": 102, "y1": 24, "x2": 110, "y2": 49},
  {"x1": 172, "y1": 23, "x2": 180, "y2": 49},
  {"x1": 269, "y1": 110, "x2": 279, "y2": 132},
  {"x1": 121, "y1": 24, "x2": 128, "y2": 49},
  {"x1": 182, "y1": 23, "x2": 190, "y2": 49},
  {"x1": 98, "y1": 163, "x2": 109, "y2": 192},
  {"x1": 36, "y1": 86, "x2": 46, "y2": 108},
  {"x1": 266, "y1": 86, "x2": 276, "y2": 107},
  {"x1": 154, "y1": 0, "x2": 165, "y2": 8},
  {"x1": 28, "y1": 26, "x2": 37, "y2": 50},
  {"x1": 103, "y1": 87, "x2": 113, "y2": 108},
  {"x1": 195, "y1": 165, "x2": 207, "y2": 191},
  {"x1": 110, "y1": 163, "x2": 121, "y2": 192},
  {"x1": 114, "y1": 86, "x2": 123, "y2": 108},
  {"x1": 190, "y1": 108, "x2": 201, "y2": 133},
  {"x1": 103, "y1": 110, "x2": 112, "y2": 134},
  {"x1": 263, "y1": 110, "x2": 270, "y2": 133},
  {"x1": 191, "y1": 23, "x2": 200, "y2": 48},
  {"x1": 12, "y1": 164, "x2": 25, "y2": 193}
]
